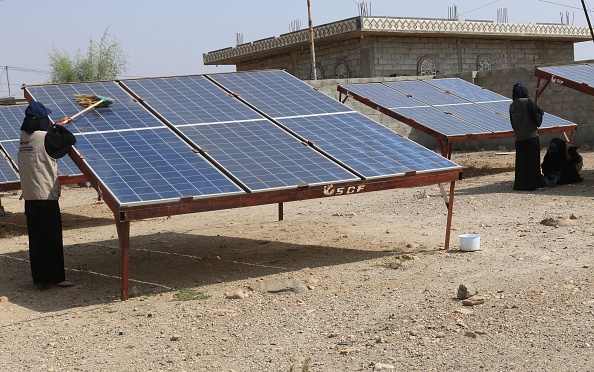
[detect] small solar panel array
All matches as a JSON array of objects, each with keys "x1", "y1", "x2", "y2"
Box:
[
  {"x1": 13, "y1": 70, "x2": 460, "y2": 207},
  {"x1": 339, "y1": 78, "x2": 575, "y2": 138}
]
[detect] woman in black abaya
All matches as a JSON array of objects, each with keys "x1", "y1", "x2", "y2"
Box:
[{"x1": 509, "y1": 82, "x2": 547, "y2": 191}]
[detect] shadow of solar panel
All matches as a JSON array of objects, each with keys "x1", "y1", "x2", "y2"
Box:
[
  {"x1": 209, "y1": 70, "x2": 350, "y2": 118},
  {"x1": 1, "y1": 140, "x2": 81, "y2": 177},
  {"x1": 0, "y1": 144, "x2": 19, "y2": 184},
  {"x1": 0, "y1": 105, "x2": 25, "y2": 142},
  {"x1": 26, "y1": 82, "x2": 166, "y2": 134},
  {"x1": 439, "y1": 104, "x2": 510, "y2": 133},
  {"x1": 121, "y1": 76, "x2": 263, "y2": 125},
  {"x1": 384, "y1": 81, "x2": 467, "y2": 106},
  {"x1": 73, "y1": 127, "x2": 244, "y2": 206},
  {"x1": 540, "y1": 64, "x2": 594, "y2": 87},
  {"x1": 424, "y1": 78, "x2": 509, "y2": 102},
  {"x1": 340, "y1": 83, "x2": 426, "y2": 109},
  {"x1": 278, "y1": 112, "x2": 460, "y2": 179},
  {"x1": 394, "y1": 106, "x2": 491, "y2": 136},
  {"x1": 178, "y1": 120, "x2": 359, "y2": 191}
]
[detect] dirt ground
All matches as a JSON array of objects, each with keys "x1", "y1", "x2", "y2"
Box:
[{"x1": 1, "y1": 149, "x2": 593, "y2": 371}]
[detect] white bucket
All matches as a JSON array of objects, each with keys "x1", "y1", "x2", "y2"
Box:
[{"x1": 459, "y1": 233, "x2": 481, "y2": 251}]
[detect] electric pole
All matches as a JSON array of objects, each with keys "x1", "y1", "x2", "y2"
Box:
[{"x1": 307, "y1": 0, "x2": 317, "y2": 80}]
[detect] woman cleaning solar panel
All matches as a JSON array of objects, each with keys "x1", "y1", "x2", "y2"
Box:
[
  {"x1": 509, "y1": 81, "x2": 547, "y2": 191},
  {"x1": 17, "y1": 101, "x2": 77, "y2": 289}
]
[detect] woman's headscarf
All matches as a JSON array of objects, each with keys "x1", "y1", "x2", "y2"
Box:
[{"x1": 512, "y1": 81, "x2": 529, "y2": 100}]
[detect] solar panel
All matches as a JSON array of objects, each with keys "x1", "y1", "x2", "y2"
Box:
[
  {"x1": 339, "y1": 83, "x2": 426, "y2": 109},
  {"x1": 209, "y1": 70, "x2": 351, "y2": 118},
  {"x1": 72, "y1": 127, "x2": 244, "y2": 206},
  {"x1": 393, "y1": 106, "x2": 491, "y2": 136},
  {"x1": 26, "y1": 82, "x2": 166, "y2": 133},
  {"x1": 0, "y1": 144, "x2": 19, "y2": 184},
  {"x1": 425, "y1": 78, "x2": 509, "y2": 103},
  {"x1": 384, "y1": 81, "x2": 467, "y2": 106},
  {"x1": 0, "y1": 105, "x2": 25, "y2": 141},
  {"x1": 120, "y1": 76, "x2": 263, "y2": 125},
  {"x1": 438, "y1": 104, "x2": 510, "y2": 133},
  {"x1": 479, "y1": 101, "x2": 574, "y2": 129},
  {"x1": 0, "y1": 140, "x2": 81, "y2": 177},
  {"x1": 538, "y1": 64, "x2": 594, "y2": 87},
  {"x1": 178, "y1": 120, "x2": 359, "y2": 191},
  {"x1": 278, "y1": 112, "x2": 459, "y2": 178}
]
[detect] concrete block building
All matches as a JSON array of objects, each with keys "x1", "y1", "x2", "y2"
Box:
[{"x1": 203, "y1": 16, "x2": 590, "y2": 79}]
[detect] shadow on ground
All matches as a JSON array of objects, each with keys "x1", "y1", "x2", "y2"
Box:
[{"x1": 0, "y1": 231, "x2": 393, "y2": 313}]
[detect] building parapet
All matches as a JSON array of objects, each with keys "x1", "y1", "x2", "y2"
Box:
[{"x1": 203, "y1": 16, "x2": 591, "y2": 65}]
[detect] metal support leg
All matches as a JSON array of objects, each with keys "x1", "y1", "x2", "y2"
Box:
[
  {"x1": 444, "y1": 181, "x2": 456, "y2": 250},
  {"x1": 278, "y1": 202, "x2": 284, "y2": 221},
  {"x1": 115, "y1": 218, "x2": 131, "y2": 301}
]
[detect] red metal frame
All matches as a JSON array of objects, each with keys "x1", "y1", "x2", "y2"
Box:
[{"x1": 338, "y1": 85, "x2": 576, "y2": 158}]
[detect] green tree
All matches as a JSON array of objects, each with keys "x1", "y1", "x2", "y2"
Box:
[{"x1": 48, "y1": 29, "x2": 128, "y2": 83}]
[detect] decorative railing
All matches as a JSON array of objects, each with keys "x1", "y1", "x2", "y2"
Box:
[{"x1": 203, "y1": 17, "x2": 590, "y2": 64}]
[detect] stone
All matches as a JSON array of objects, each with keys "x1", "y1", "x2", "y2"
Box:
[
  {"x1": 462, "y1": 296, "x2": 486, "y2": 306},
  {"x1": 249, "y1": 279, "x2": 309, "y2": 293},
  {"x1": 373, "y1": 363, "x2": 395, "y2": 371},
  {"x1": 457, "y1": 284, "x2": 478, "y2": 300},
  {"x1": 225, "y1": 290, "x2": 249, "y2": 299}
]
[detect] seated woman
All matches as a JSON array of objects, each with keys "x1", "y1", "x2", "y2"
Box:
[{"x1": 541, "y1": 138, "x2": 583, "y2": 187}]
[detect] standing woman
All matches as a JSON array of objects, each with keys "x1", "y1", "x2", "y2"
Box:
[
  {"x1": 509, "y1": 81, "x2": 547, "y2": 191},
  {"x1": 18, "y1": 102, "x2": 76, "y2": 288}
]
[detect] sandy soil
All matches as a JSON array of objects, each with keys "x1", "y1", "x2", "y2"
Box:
[{"x1": 1, "y1": 149, "x2": 593, "y2": 371}]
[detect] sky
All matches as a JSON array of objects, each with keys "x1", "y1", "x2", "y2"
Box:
[{"x1": 1, "y1": 0, "x2": 594, "y2": 98}]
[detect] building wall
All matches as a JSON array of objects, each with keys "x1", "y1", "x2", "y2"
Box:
[
  {"x1": 307, "y1": 62, "x2": 594, "y2": 152},
  {"x1": 238, "y1": 36, "x2": 575, "y2": 80}
]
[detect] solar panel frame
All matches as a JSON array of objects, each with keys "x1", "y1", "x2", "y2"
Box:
[
  {"x1": 0, "y1": 105, "x2": 25, "y2": 142},
  {"x1": 537, "y1": 64, "x2": 594, "y2": 88},
  {"x1": 177, "y1": 120, "x2": 360, "y2": 191},
  {"x1": 384, "y1": 80, "x2": 468, "y2": 106},
  {"x1": 25, "y1": 82, "x2": 167, "y2": 134},
  {"x1": 209, "y1": 70, "x2": 352, "y2": 118},
  {"x1": 120, "y1": 76, "x2": 264, "y2": 125},
  {"x1": 278, "y1": 112, "x2": 460, "y2": 179}
]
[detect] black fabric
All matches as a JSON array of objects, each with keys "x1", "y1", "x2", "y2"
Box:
[
  {"x1": 541, "y1": 139, "x2": 583, "y2": 185},
  {"x1": 25, "y1": 200, "x2": 66, "y2": 285},
  {"x1": 514, "y1": 137, "x2": 546, "y2": 191}
]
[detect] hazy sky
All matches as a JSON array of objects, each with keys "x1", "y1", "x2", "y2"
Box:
[{"x1": 2, "y1": 0, "x2": 594, "y2": 97}]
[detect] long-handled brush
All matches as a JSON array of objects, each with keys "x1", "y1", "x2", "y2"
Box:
[{"x1": 68, "y1": 94, "x2": 114, "y2": 121}]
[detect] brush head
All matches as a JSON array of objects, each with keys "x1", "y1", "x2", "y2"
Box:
[{"x1": 74, "y1": 94, "x2": 115, "y2": 107}]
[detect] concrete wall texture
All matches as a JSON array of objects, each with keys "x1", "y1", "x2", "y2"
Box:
[{"x1": 307, "y1": 62, "x2": 594, "y2": 153}]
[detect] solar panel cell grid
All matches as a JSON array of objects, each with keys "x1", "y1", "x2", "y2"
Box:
[
  {"x1": 540, "y1": 64, "x2": 594, "y2": 87},
  {"x1": 73, "y1": 128, "x2": 244, "y2": 205},
  {"x1": 0, "y1": 144, "x2": 19, "y2": 184},
  {"x1": 121, "y1": 76, "x2": 264, "y2": 125},
  {"x1": 394, "y1": 106, "x2": 491, "y2": 136},
  {"x1": 278, "y1": 112, "x2": 459, "y2": 178},
  {"x1": 1, "y1": 139, "x2": 81, "y2": 177},
  {"x1": 0, "y1": 105, "x2": 25, "y2": 142},
  {"x1": 26, "y1": 82, "x2": 166, "y2": 133},
  {"x1": 209, "y1": 70, "x2": 350, "y2": 118},
  {"x1": 384, "y1": 81, "x2": 467, "y2": 106},
  {"x1": 178, "y1": 120, "x2": 359, "y2": 191},
  {"x1": 424, "y1": 78, "x2": 510, "y2": 102},
  {"x1": 340, "y1": 83, "x2": 426, "y2": 109}
]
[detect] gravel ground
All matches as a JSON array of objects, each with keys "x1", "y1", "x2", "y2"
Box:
[{"x1": 1, "y1": 150, "x2": 593, "y2": 371}]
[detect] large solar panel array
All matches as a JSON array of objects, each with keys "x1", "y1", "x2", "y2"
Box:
[
  {"x1": 339, "y1": 78, "x2": 575, "y2": 138},
  {"x1": 0, "y1": 104, "x2": 82, "y2": 185},
  {"x1": 18, "y1": 70, "x2": 460, "y2": 207},
  {"x1": 209, "y1": 71, "x2": 457, "y2": 178}
]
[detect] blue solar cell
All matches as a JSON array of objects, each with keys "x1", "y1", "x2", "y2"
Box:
[
  {"x1": 541, "y1": 112, "x2": 576, "y2": 129},
  {"x1": 72, "y1": 127, "x2": 244, "y2": 205},
  {"x1": 384, "y1": 81, "x2": 467, "y2": 106},
  {"x1": 26, "y1": 82, "x2": 166, "y2": 133},
  {"x1": 1, "y1": 140, "x2": 81, "y2": 177},
  {"x1": 438, "y1": 104, "x2": 511, "y2": 133},
  {"x1": 209, "y1": 70, "x2": 350, "y2": 118},
  {"x1": 0, "y1": 105, "x2": 25, "y2": 142},
  {"x1": 539, "y1": 64, "x2": 594, "y2": 87},
  {"x1": 178, "y1": 120, "x2": 359, "y2": 191},
  {"x1": 394, "y1": 106, "x2": 491, "y2": 136},
  {"x1": 121, "y1": 76, "x2": 263, "y2": 125},
  {"x1": 278, "y1": 112, "x2": 459, "y2": 179},
  {"x1": 340, "y1": 83, "x2": 426, "y2": 109},
  {"x1": 0, "y1": 144, "x2": 19, "y2": 184},
  {"x1": 425, "y1": 78, "x2": 509, "y2": 102}
]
